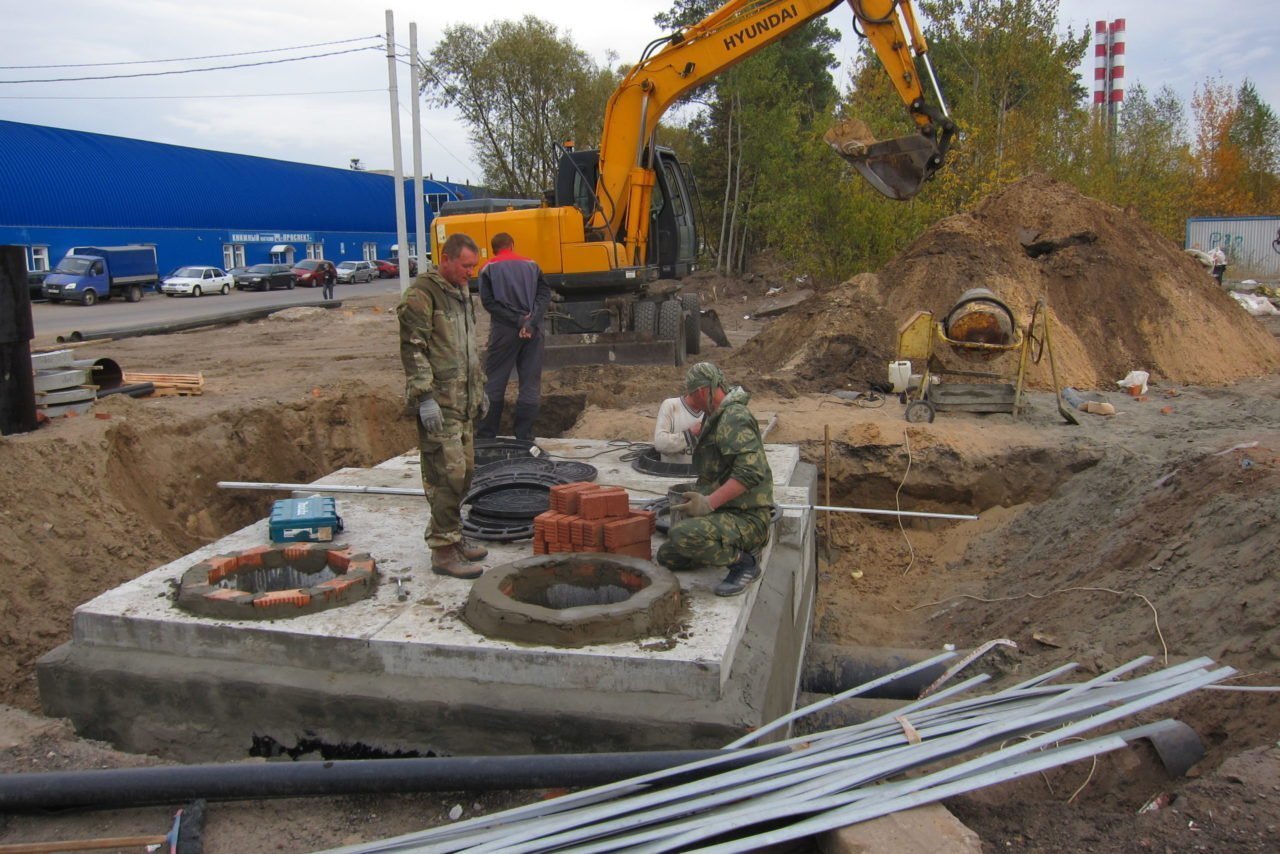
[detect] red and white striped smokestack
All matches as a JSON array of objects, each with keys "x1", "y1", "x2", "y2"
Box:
[
  {"x1": 1109, "y1": 19, "x2": 1126, "y2": 104},
  {"x1": 1094, "y1": 21, "x2": 1108, "y2": 105}
]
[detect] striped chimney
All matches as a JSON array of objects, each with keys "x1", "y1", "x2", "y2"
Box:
[
  {"x1": 1108, "y1": 19, "x2": 1126, "y2": 104},
  {"x1": 1093, "y1": 21, "x2": 1108, "y2": 105}
]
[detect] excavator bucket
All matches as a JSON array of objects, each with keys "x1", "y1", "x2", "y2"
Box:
[{"x1": 824, "y1": 119, "x2": 942, "y2": 201}]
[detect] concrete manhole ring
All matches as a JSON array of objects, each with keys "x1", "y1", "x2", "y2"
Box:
[
  {"x1": 176, "y1": 543, "x2": 378, "y2": 619},
  {"x1": 465, "y1": 554, "x2": 682, "y2": 648}
]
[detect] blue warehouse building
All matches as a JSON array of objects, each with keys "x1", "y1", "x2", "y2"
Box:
[{"x1": 0, "y1": 119, "x2": 474, "y2": 276}]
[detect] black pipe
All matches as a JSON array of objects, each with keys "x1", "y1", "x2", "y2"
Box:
[
  {"x1": 801, "y1": 643, "x2": 956, "y2": 700},
  {"x1": 97, "y1": 382, "x2": 155, "y2": 399},
  {"x1": 56, "y1": 301, "x2": 343, "y2": 344},
  {"x1": 0, "y1": 748, "x2": 787, "y2": 812}
]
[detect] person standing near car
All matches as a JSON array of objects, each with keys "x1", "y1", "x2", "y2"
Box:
[
  {"x1": 476, "y1": 233, "x2": 551, "y2": 440},
  {"x1": 322, "y1": 264, "x2": 335, "y2": 300},
  {"x1": 397, "y1": 233, "x2": 490, "y2": 579}
]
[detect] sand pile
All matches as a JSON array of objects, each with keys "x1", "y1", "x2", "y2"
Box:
[{"x1": 732, "y1": 174, "x2": 1280, "y2": 390}]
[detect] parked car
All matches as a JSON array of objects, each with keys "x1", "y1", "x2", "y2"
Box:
[
  {"x1": 27, "y1": 270, "x2": 48, "y2": 302},
  {"x1": 373, "y1": 259, "x2": 398, "y2": 278},
  {"x1": 291, "y1": 259, "x2": 337, "y2": 288},
  {"x1": 161, "y1": 266, "x2": 235, "y2": 297},
  {"x1": 235, "y1": 263, "x2": 295, "y2": 291},
  {"x1": 335, "y1": 260, "x2": 379, "y2": 284}
]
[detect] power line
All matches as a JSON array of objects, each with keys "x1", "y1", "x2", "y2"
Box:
[
  {"x1": 0, "y1": 35, "x2": 383, "y2": 70},
  {"x1": 0, "y1": 46, "x2": 381, "y2": 85},
  {"x1": 0, "y1": 89, "x2": 383, "y2": 101}
]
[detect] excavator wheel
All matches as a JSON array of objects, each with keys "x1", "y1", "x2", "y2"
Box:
[
  {"x1": 681, "y1": 293, "x2": 701, "y2": 355},
  {"x1": 634, "y1": 300, "x2": 656, "y2": 336},
  {"x1": 658, "y1": 299, "x2": 686, "y2": 366}
]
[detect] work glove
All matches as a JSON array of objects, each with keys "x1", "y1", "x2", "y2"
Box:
[
  {"x1": 672, "y1": 491, "x2": 713, "y2": 518},
  {"x1": 417, "y1": 397, "x2": 443, "y2": 432},
  {"x1": 479, "y1": 391, "x2": 490, "y2": 419}
]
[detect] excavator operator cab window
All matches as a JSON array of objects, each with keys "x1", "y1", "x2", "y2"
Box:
[{"x1": 650, "y1": 181, "x2": 665, "y2": 217}]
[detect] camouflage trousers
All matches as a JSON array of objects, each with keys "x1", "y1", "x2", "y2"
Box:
[
  {"x1": 656, "y1": 507, "x2": 772, "y2": 571},
  {"x1": 417, "y1": 417, "x2": 475, "y2": 549}
]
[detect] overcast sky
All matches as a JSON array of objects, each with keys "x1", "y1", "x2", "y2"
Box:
[{"x1": 2, "y1": 1, "x2": 1277, "y2": 185}]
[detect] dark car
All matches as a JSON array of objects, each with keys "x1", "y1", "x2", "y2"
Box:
[
  {"x1": 27, "y1": 270, "x2": 49, "y2": 302},
  {"x1": 235, "y1": 263, "x2": 295, "y2": 291},
  {"x1": 291, "y1": 259, "x2": 337, "y2": 288}
]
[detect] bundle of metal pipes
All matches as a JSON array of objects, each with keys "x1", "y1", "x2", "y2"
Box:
[{"x1": 321, "y1": 654, "x2": 1231, "y2": 853}]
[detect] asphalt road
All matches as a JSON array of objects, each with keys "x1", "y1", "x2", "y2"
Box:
[{"x1": 30, "y1": 279, "x2": 404, "y2": 342}]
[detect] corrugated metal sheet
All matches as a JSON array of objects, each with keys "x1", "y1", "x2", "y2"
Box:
[
  {"x1": 0, "y1": 120, "x2": 471, "y2": 232},
  {"x1": 1186, "y1": 216, "x2": 1280, "y2": 278}
]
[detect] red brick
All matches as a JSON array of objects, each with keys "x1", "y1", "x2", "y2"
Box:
[
  {"x1": 533, "y1": 539, "x2": 548, "y2": 555},
  {"x1": 630, "y1": 509, "x2": 657, "y2": 535},
  {"x1": 252, "y1": 589, "x2": 312, "y2": 608},
  {"x1": 550, "y1": 482, "x2": 596, "y2": 514},
  {"x1": 579, "y1": 488, "x2": 627, "y2": 520},
  {"x1": 603, "y1": 515, "x2": 650, "y2": 549},
  {"x1": 605, "y1": 489, "x2": 630, "y2": 517},
  {"x1": 581, "y1": 519, "x2": 604, "y2": 550},
  {"x1": 556, "y1": 515, "x2": 574, "y2": 544},
  {"x1": 609, "y1": 541, "x2": 652, "y2": 560},
  {"x1": 326, "y1": 549, "x2": 354, "y2": 571}
]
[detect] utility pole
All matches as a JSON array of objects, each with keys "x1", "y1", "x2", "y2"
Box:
[
  {"x1": 410, "y1": 22, "x2": 428, "y2": 281},
  {"x1": 385, "y1": 9, "x2": 410, "y2": 293}
]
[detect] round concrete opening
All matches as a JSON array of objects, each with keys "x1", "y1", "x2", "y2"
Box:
[
  {"x1": 465, "y1": 554, "x2": 682, "y2": 648},
  {"x1": 176, "y1": 544, "x2": 378, "y2": 620}
]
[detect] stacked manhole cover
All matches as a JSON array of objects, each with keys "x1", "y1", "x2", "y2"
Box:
[{"x1": 463, "y1": 455, "x2": 599, "y2": 541}]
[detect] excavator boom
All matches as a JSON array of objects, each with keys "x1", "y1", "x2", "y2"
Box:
[{"x1": 595, "y1": 0, "x2": 955, "y2": 261}]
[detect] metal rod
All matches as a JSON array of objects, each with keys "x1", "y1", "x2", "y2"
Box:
[
  {"x1": 215, "y1": 481, "x2": 978, "y2": 520},
  {"x1": 779, "y1": 503, "x2": 978, "y2": 521},
  {"x1": 217, "y1": 481, "x2": 425, "y2": 497}
]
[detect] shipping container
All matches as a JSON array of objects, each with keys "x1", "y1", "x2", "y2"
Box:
[{"x1": 1185, "y1": 216, "x2": 1280, "y2": 280}]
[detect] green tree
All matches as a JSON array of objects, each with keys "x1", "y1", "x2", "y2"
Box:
[
  {"x1": 1229, "y1": 80, "x2": 1280, "y2": 209},
  {"x1": 421, "y1": 16, "x2": 620, "y2": 197},
  {"x1": 654, "y1": 0, "x2": 841, "y2": 275}
]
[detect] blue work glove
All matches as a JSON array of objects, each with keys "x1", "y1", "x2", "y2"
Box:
[
  {"x1": 672, "y1": 491, "x2": 713, "y2": 518},
  {"x1": 418, "y1": 397, "x2": 443, "y2": 432}
]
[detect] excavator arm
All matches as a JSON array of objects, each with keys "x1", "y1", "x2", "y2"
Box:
[{"x1": 595, "y1": 0, "x2": 956, "y2": 264}]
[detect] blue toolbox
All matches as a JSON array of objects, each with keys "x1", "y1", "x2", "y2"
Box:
[{"x1": 269, "y1": 497, "x2": 344, "y2": 543}]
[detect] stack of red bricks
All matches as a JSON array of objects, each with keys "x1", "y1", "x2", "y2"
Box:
[{"x1": 533, "y1": 482, "x2": 657, "y2": 560}]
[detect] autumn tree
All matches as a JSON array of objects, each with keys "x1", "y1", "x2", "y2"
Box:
[{"x1": 421, "y1": 17, "x2": 621, "y2": 197}]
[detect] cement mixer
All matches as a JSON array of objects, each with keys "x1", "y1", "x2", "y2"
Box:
[{"x1": 894, "y1": 289, "x2": 1076, "y2": 424}]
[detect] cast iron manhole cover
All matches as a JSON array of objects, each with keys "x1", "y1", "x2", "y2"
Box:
[
  {"x1": 551, "y1": 461, "x2": 599, "y2": 482},
  {"x1": 465, "y1": 555, "x2": 682, "y2": 647},
  {"x1": 471, "y1": 487, "x2": 550, "y2": 519},
  {"x1": 630, "y1": 446, "x2": 696, "y2": 478},
  {"x1": 474, "y1": 438, "x2": 537, "y2": 467},
  {"x1": 474, "y1": 456, "x2": 557, "y2": 484}
]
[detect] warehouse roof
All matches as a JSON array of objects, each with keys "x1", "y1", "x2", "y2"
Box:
[{"x1": 0, "y1": 120, "x2": 471, "y2": 231}]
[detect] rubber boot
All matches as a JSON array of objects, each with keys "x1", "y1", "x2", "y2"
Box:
[
  {"x1": 513, "y1": 402, "x2": 539, "y2": 441},
  {"x1": 431, "y1": 545, "x2": 482, "y2": 579},
  {"x1": 477, "y1": 398, "x2": 504, "y2": 439}
]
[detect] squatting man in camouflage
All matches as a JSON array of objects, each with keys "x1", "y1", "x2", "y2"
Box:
[
  {"x1": 397, "y1": 233, "x2": 490, "y2": 580},
  {"x1": 657, "y1": 362, "x2": 775, "y2": 597}
]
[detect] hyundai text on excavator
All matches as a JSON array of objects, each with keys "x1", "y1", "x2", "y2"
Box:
[{"x1": 430, "y1": 0, "x2": 955, "y2": 367}]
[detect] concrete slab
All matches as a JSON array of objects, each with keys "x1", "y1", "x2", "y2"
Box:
[{"x1": 39, "y1": 442, "x2": 817, "y2": 761}]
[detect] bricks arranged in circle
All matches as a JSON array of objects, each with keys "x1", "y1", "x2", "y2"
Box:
[{"x1": 176, "y1": 543, "x2": 378, "y2": 620}]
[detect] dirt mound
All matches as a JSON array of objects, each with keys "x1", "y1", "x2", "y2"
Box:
[{"x1": 732, "y1": 174, "x2": 1280, "y2": 390}]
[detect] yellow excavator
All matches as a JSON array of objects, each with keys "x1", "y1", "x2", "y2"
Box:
[{"x1": 431, "y1": 0, "x2": 956, "y2": 366}]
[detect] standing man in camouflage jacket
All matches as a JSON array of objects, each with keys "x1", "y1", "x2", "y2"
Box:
[
  {"x1": 657, "y1": 362, "x2": 774, "y2": 597},
  {"x1": 397, "y1": 233, "x2": 489, "y2": 579}
]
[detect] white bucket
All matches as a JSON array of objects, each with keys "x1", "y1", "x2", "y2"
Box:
[{"x1": 888, "y1": 361, "x2": 912, "y2": 393}]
